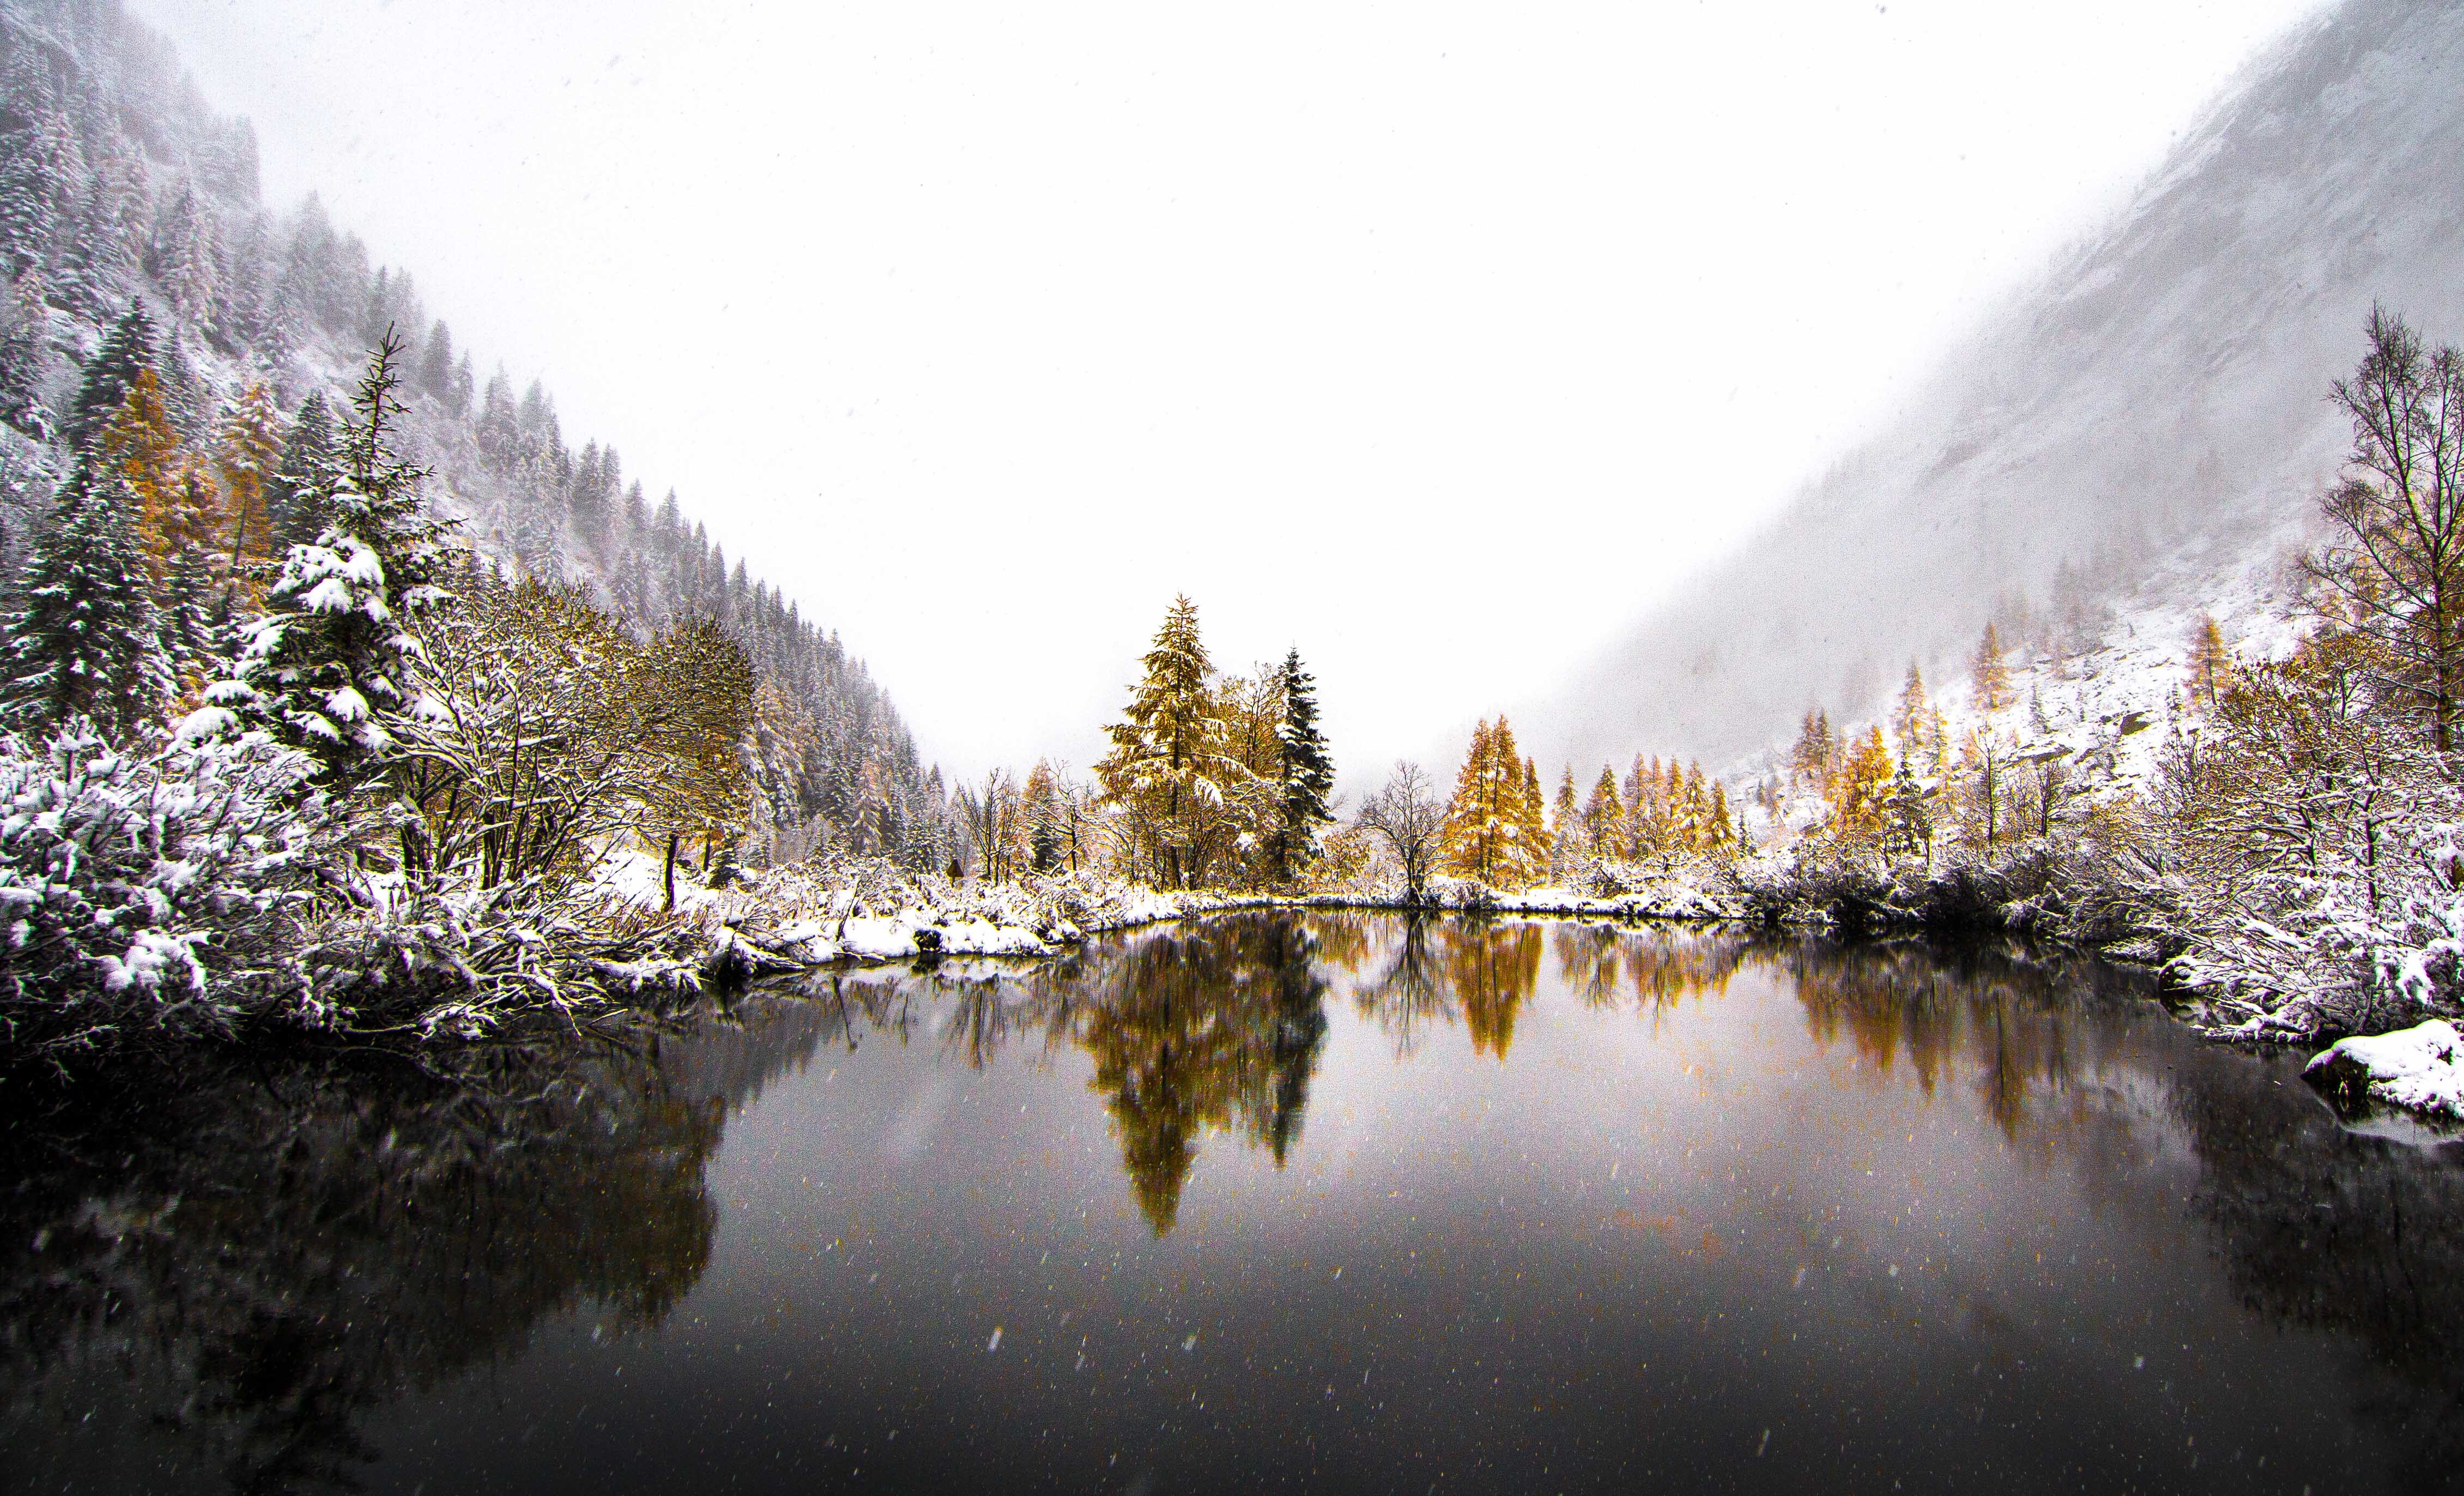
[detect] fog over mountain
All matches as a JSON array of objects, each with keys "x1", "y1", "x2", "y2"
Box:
[{"x1": 1527, "y1": 0, "x2": 2464, "y2": 775}]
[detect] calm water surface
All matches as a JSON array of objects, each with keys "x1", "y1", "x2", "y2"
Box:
[{"x1": 6, "y1": 913, "x2": 2463, "y2": 1494}]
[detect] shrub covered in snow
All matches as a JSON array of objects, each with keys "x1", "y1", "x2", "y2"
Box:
[
  {"x1": 0, "y1": 724, "x2": 343, "y2": 1062},
  {"x1": 288, "y1": 878, "x2": 711, "y2": 1040}
]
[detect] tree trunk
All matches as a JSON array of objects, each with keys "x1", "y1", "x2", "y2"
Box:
[{"x1": 664, "y1": 831, "x2": 679, "y2": 913}]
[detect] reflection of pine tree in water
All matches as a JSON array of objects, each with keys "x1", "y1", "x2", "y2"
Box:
[
  {"x1": 0, "y1": 1041, "x2": 728, "y2": 1494},
  {"x1": 1071, "y1": 916, "x2": 1330, "y2": 1233},
  {"x1": 1255, "y1": 929, "x2": 1330, "y2": 1166}
]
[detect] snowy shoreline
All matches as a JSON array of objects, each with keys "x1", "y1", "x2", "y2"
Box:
[{"x1": 681, "y1": 864, "x2": 1752, "y2": 979}]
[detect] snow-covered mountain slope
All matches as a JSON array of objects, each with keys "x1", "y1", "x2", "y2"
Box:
[{"x1": 1533, "y1": 0, "x2": 2464, "y2": 774}]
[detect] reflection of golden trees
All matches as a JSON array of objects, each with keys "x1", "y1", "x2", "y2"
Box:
[
  {"x1": 1627, "y1": 933, "x2": 1749, "y2": 1012},
  {"x1": 1549, "y1": 924, "x2": 1751, "y2": 1016},
  {"x1": 1552, "y1": 924, "x2": 1626, "y2": 1008},
  {"x1": 1443, "y1": 920, "x2": 1543, "y2": 1059},
  {"x1": 1303, "y1": 913, "x2": 1373, "y2": 975},
  {"x1": 1785, "y1": 942, "x2": 2076, "y2": 1139},
  {"x1": 1065, "y1": 917, "x2": 1330, "y2": 1233},
  {"x1": 1355, "y1": 918, "x2": 1546, "y2": 1059}
]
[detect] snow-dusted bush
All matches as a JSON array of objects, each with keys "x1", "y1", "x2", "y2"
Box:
[
  {"x1": 289, "y1": 877, "x2": 710, "y2": 1040},
  {"x1": 2157, "y1": 637, "x2": 2464, "y2": 1040},
  {"x1": 0, "y1": 724, "x2": 342, "y2": 1061}
]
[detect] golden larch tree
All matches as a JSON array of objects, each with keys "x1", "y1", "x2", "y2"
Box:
[
  {"x1": 1827, "y1": 726, "x2": 1896, "y2": 850},
  {"x1": 1972, "y1": 623, "x2": 2012, "y2": 713}
]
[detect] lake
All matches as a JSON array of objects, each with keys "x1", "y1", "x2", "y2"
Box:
[{"x1": 5, "y1": 912, "x2": 2461, "y2": 1494}]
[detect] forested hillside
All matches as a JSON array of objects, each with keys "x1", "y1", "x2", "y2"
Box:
[
  {"x1": 1536, "y1": 0, "x2": 2464, "y2": 774},
  {"x1": 0, "y1": 0, "x2": 956, "y2": 868}
]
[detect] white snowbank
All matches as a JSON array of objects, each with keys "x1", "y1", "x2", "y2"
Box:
[
  {"x1": 695, "y1": 859, "x2": 1282, "y2": 967},
  {"x1": 2306, "y1": 1019, "x2": 2464, "y2": 1123},
  {"x1": 634, "y1": 854, "x2": 1755, "y2": 976},
  {"x1": 1428, "y1": 877, "x2": 1743, "y2": 921}
]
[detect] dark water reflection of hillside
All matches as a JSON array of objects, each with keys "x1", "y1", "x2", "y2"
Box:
[{"x1": 5, "y1": 913, "x2": 2463, "y2": 1493}]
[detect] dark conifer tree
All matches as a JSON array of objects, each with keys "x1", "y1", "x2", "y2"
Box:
[
  {"x1": 1, "y1": 463, "x2": 175, "y2": 740},
  {"x1": 415, "y1": 317, "x2": 454, "y2": 396},
  {"x1": 63, "y1": 298, "x2": 153, "y2": 451},
  {"x1": 267, "y1": 390, "x2": 335, "y2": 547},
  {"x1": 207, "y1": 331, "x2": 452, "y2": 783},
  {"x1": 0, "y1": 104, "x2": 62, "y2": 278},
  {"x1": 54, "y1": 181, "x2": 132, "y2": 321},
  {"x1": 1271, "y1": 646, "x2": 1336, "y2": 883},
  {"x1": 0, "y1": 276, "x2": 47, "y2": 437}
]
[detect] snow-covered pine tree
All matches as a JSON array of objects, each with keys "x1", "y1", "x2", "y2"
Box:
[
  {"x1": 160, "y1": 533, "x2": 222, "y2": 699},
  {"x1": 63, "y1": 299, "x2": 153, "y2": 452},
  {"x1": 0, "y1": 270, "x2": 48, "y2": 437},
  {"x1": 1551, "y1": 765, "x2": 1580, "y2": 878},
  {"x1": 1790, "y1": 708, "x2": 1833, "y2": 791},
  {"x1": 1269, "y1": 646, "x2": 1335, "y2": 885},
  {"x1": 266, "y1": 390, "x2": 334, "y2": 548},
  {"x1": 1891, "y1": 661, "x2": 1929, "y2": 757},
  {"x1": 416, "y1": 317, "x2": 455, "y2": 398},
  {"x1": 152, "y1": 182, "x2": 218, "y2": 335},
  {"x1": 53, "y1": 180, "x2": 133, "y2": 322},
  {"x1": 1, "y1": 465, "x2": 175, "y2": 741},
  {"x1": 213, "y1": 379, "x2": 285, "y2": 601},
  {"x1": 0, "y1": 73, "x2": 65, "y2": 279},
  {"x1": 195, "y1": 331, "x2": 452, "y2": 783},
  {"x1": 1879, "y1": 757, "x2": 1932, "y2": 864}
]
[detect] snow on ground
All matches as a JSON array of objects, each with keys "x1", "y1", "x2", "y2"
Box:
[
  {"x1": 1425, "y1": 876, "x2": 1743, "y2": 921},
  {"x1": 590, "y1": 844, "x2": 725, "y2": 915},
  {"x1": 702, "y1": 861, "x2": 1280, "y2": 966},
  {"x1": 2306, "y1": 1020, "x2": 2464, "y2": 1126},
  {"x1": 584, "y1": 847, "x2": 1751, "y2": 975}
]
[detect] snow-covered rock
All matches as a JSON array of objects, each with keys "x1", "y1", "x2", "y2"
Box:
[{"x1": 2306, "y1": 1020, "x2": 2464, "y2": 1125}]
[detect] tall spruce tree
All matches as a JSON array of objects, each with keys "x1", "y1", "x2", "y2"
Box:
[
  {"x1": 198, "y1": 331, "x2": 452, "y2": 783},
  {"x1": 64, "y1": 299, "x2": 154, "y2": 452},
  {"x1": 267, "y1": 390, "x2": 335, "y2": 548},
  {"x1": 1, "y1": 465, "x2": 175, "y2": 741},
  {"x1": 54, "y1": 183, "x2": 132, "y2": 321},
  {"x1": 0, "y1": 94, "x2": 63, "y2": 279},
  {"x1": 1270, "y1": 646, "x2": 1335, "y2": 884},
  {"x1": 214, "y1": 379, "x2": 286, "y2": 602}
]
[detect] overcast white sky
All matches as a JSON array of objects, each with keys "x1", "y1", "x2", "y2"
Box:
[{"x1": 135, "y1": 0, "x2": 2323, "y2": 784}]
